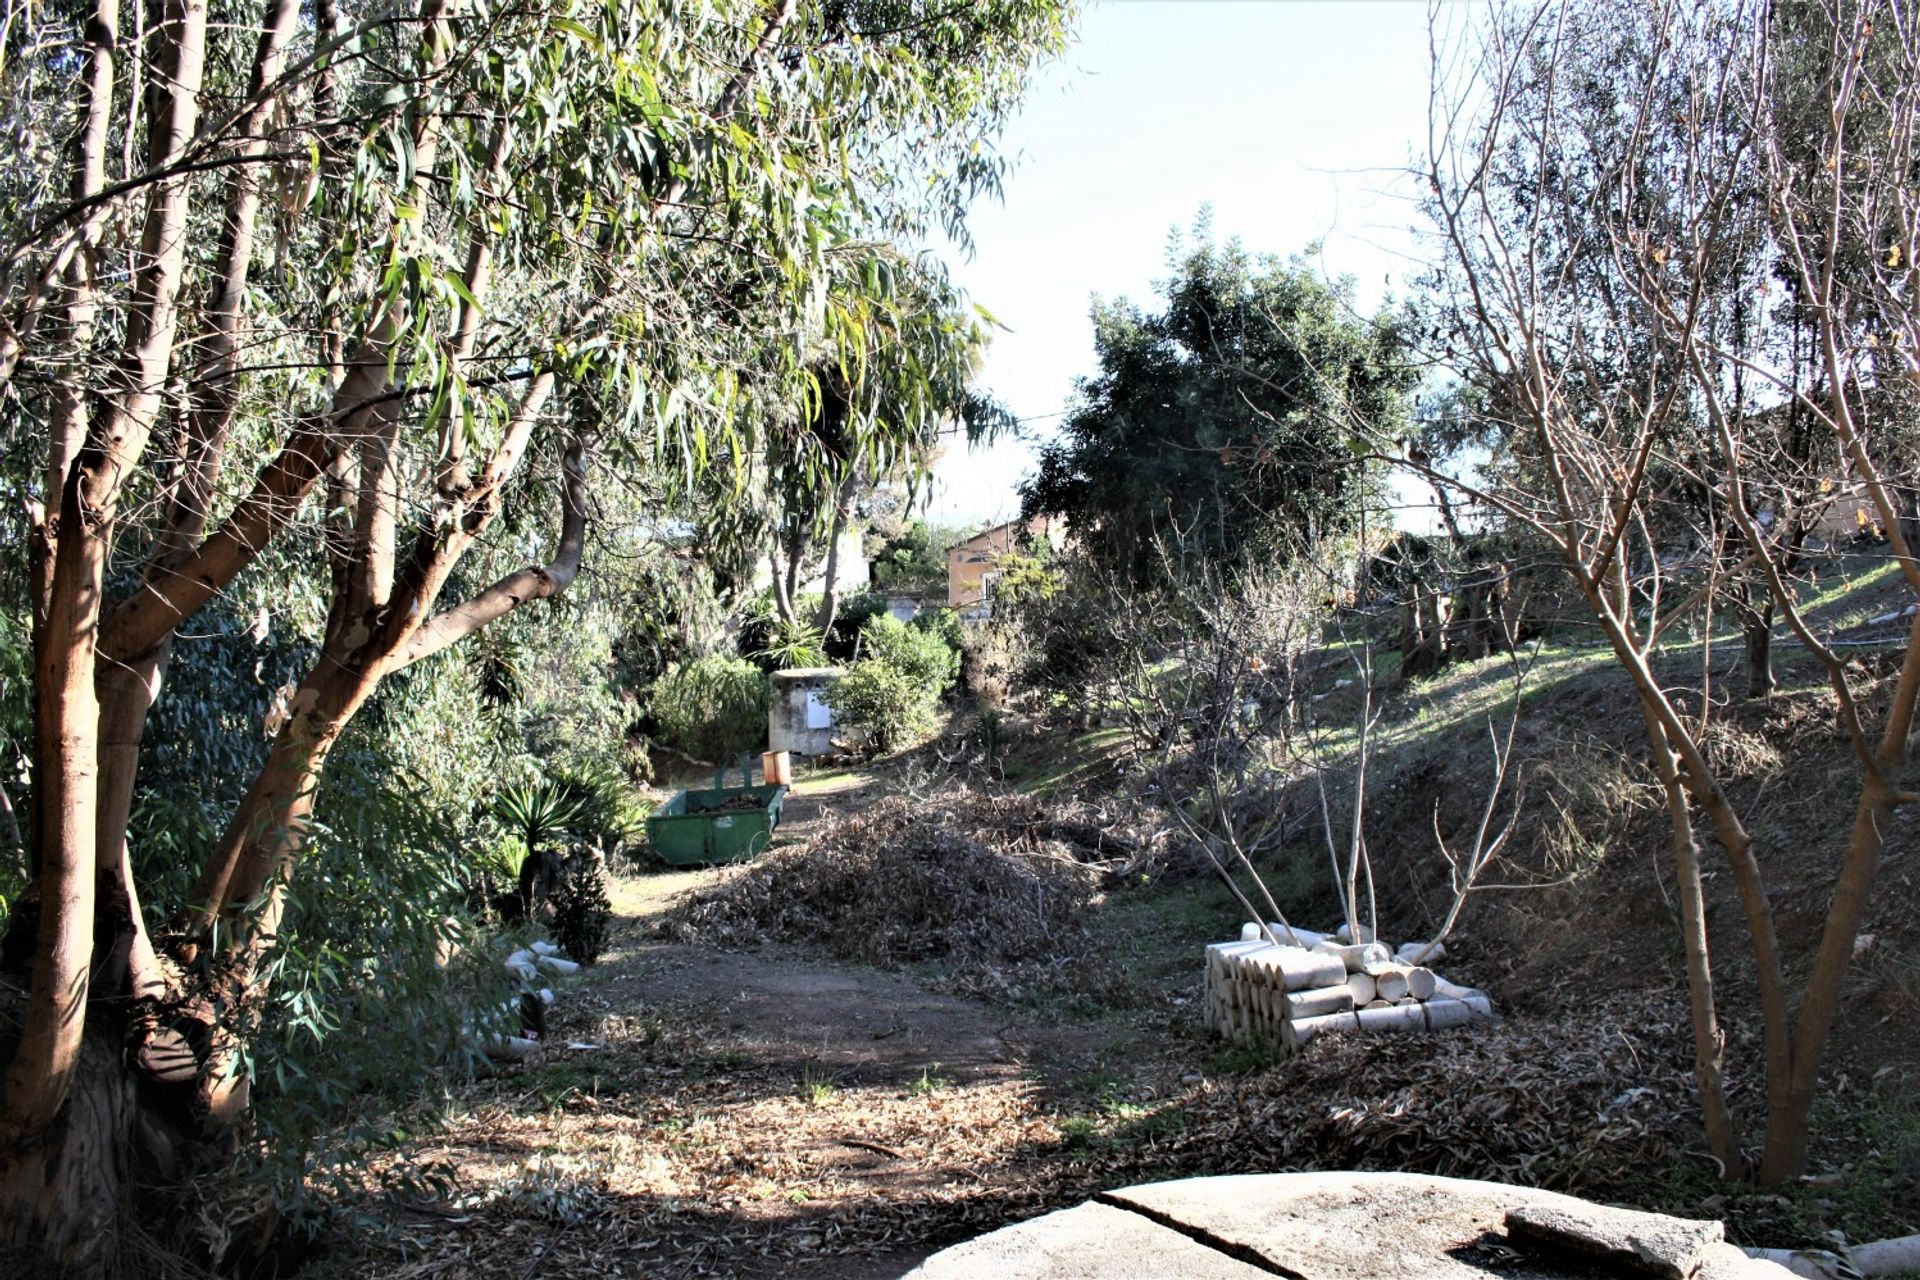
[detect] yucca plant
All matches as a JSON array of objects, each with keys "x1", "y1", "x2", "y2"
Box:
[
  {"x1": 491, "y1": 779, "x2": 587, "y2": 865},
  {"x1": 754, "y1": 619, "x2": 828, "y2": 671},
  {"x1": 490, "y1": 779, "x2": 588, "y2": 922}
]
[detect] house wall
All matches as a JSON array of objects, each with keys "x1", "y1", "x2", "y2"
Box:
[{"x1": 947, "y1": 522, "x2": 1028, "y2": 607}]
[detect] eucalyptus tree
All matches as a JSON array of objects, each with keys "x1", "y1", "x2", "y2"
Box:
[
  {"x1": 742, "y1": 245, "x2": 997, "y2": 637},
  {"x1": 0, "y1": 0, "x2": 1074, "y2": 1266}
]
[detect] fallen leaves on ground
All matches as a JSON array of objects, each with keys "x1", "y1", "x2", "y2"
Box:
[{"x1": 318, "y1": 977, "x2": 1708, "y2": 1280}]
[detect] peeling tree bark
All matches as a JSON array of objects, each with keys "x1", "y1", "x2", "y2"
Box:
[
  {"x1": 2, "y1": 0, "x2": 207, "y2": 1259},
  {"x1": 0, "y1": 0, "x2": 804, "y2": 1261}
]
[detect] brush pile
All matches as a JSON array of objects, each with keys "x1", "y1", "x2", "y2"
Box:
[
  {"x1": 1205, "y1": 923, "x2": 1493, "y2": 1050},
  {"x1": 661, "y1": 791, "x2": 1132, "y2": 995}
]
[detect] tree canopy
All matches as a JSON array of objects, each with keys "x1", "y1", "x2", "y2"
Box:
[
  {"x1": 0, "y1": 0, "x2": 1076, "y2": 1265},
  {"x1": 1021, "y1": 224, "x2": 1414, "y2": 585}
]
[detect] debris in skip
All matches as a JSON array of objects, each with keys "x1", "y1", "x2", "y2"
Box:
[{"x1": 1203, "y1": 922, "x2": 1493, "y2": 1050}]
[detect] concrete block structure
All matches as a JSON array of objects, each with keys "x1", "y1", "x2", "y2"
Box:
[{"x1": 768, "y1": 667, "x2": 843, "y2": 757}]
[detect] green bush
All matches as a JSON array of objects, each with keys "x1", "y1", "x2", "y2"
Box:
[
  {"x1": 825, "y1": 659, "x2": 938, "y2": 753},
  {"x1": 248, "y1": 748, "x2": 519, "y2": 1226},
  {"x1": 736, "y1": 596, "x2": 810, "y2": 673},
  {"x1": 859, "y1": 613, "x2": 959, "y2": 695},
  {"x1": 819, "y1": 613, "x2": 964, "y2": 754},
  {"x1": 648, "y1": 655, "x2": 771, "y2": 763},
  {"x1": 909, "y1": 606, "x2": 966, "y2": 655},
  {"x1": 551, "y1": 760, "x2": 649, "y2": 853},
  {"x1": 753, "y1": 616, "x2": 827, "y2": 671}
]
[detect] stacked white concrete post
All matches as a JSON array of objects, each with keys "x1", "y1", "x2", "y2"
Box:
[
  {"x1": 485, "y1": 940, "x2": 580, "y2": 1061},
  {"x1": 1203, "y1": 923, "x2": 1493, "y2": 1051}
]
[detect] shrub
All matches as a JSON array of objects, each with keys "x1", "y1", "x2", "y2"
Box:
[
  {"x1": 909, "y1": 606, "x2": 965, "y2": 655},
  {"x1": 551, "y1": 851, "x2": 613, "y2": 965},
  {"x1": 243, "y1": 749, "x2": 519, "y2": 1226},
  {"x1": 551, "y1": 760, "x2": 648, "y2": 854},
  {"x1": 1005, "y1": 571, "x2": 1110, "y2": 701},
  {"x1": 820, "y1": 613, "x2": 963, "y2": 754},
  {"x1": 491, "y1": 778, "x2": 587, "y2": 862},
  {"x1": 486, "y1": 764, "x2": 645, "y2": 920},
  {"x1": 859, "y1": 613, "x2": 959, "y2": 695},
  {"x1": 992, "y1": 550, "x2": 1062, "y2": 608},
  {"x1": 825, "y1": 659, "x2": 938, "y2": 754},
  {"x1": 752, "y1": 617, "x2": 827, "y2": 672},
  {"x1": 648, "y1": 656, "x2": 771, "y2": 763}
]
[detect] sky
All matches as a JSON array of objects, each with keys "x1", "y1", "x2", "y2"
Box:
[{"x1": 923, "y1": 0, "x2": 1441, "y2": 528}]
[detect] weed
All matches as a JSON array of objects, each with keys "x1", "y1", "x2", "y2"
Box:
[
  {"x1": 1067, "y1": 1068, "x2": 1127, "y2": 1100},
  {"x1": 1054, "y1": 1103, "x2": 1188, "y2": 1153},
  {"x1": 700, "y1": 1047, "x2": 748, "y2": 1074},
  {"x1": 536, "y1": 1063, "x2": 606, "y2": 1097},
  {"x1": 909, "y1": 1066, "x2": 953, "y2": 1097},
  {"x1": 1134, "y1": 1106, "x2": 1188, "y2": 1138},
  {"x1": 798, "y1": 1066, "x2": 839, "y2": 1107},
  {"x1": 1056, "y1": 1116, "x2": 1098, "y2": 1149}
]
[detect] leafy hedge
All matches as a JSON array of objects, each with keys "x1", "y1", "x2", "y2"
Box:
[
  {"x1": 859, "y1": 613, "x2": 959, "y2": 694},
  {"x1": 825, "y1": 613, "x2": 962, "y2": 753},
  {"x1": 648, "y1": 656, "x2": 771, "y2": 763}
]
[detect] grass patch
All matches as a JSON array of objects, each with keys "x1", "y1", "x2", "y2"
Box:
[
  {"x1": 1092, "y1": 875, "x2": 1239, "y2": 1007},
  {"x1": 1010, "y1": 726, "x2": 1132, "y2": 795},
  {"x1": 789, "y1": 766, "x2": 870, "y2": 794},
  {"x1": 1053, "y1": 1100, "x2": 1188, "y2": 1152},
  {"x1": 1793, "y1": 553, "x2": 1903, "y2": 628},
  {"x1": 1203, "y1": 1040, "x2": 1281, "y2": 1077},
  {"x1": 796, "y1": 1066, "x2": 839, "y2": 1106}
]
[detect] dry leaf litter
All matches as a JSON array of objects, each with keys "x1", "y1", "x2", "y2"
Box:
[
  {"x1": 658, "y1": 792, "x2": 1146, "y2": 998},
  {"x1": 318, "y1": 791, "x2": 1716, "y2": 1280}
]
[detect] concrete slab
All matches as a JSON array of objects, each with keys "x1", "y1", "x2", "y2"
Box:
[
  {"x1": 898, "y1": 1200, "x2": 1272, "y2": 1280},
  {"x1": 1506, "y1": 1201, "x2": 1723, "y2": 1278},
  {"x1": 1102, "y1": 1172, "x2": 1789, "y2": 1280}
]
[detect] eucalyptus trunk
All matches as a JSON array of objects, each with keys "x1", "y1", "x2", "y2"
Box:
[
  {"x1": 0, "y1": 1025, "x2": 137, "y2": 1276},
  {"x1": 812, "y1": 470, "x2": 863, "y2": 637}
]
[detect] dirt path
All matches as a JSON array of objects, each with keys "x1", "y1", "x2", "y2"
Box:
[
  {"x1": 603, "y1": 941, "x2": 1016, "y2": 1087},
  {"x1": 325, "y1": 768, "x2": 1146, "y2": 1280},
  {"x1": 603, "y1": 774, "x2": 1013, "y2": 1085}
]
